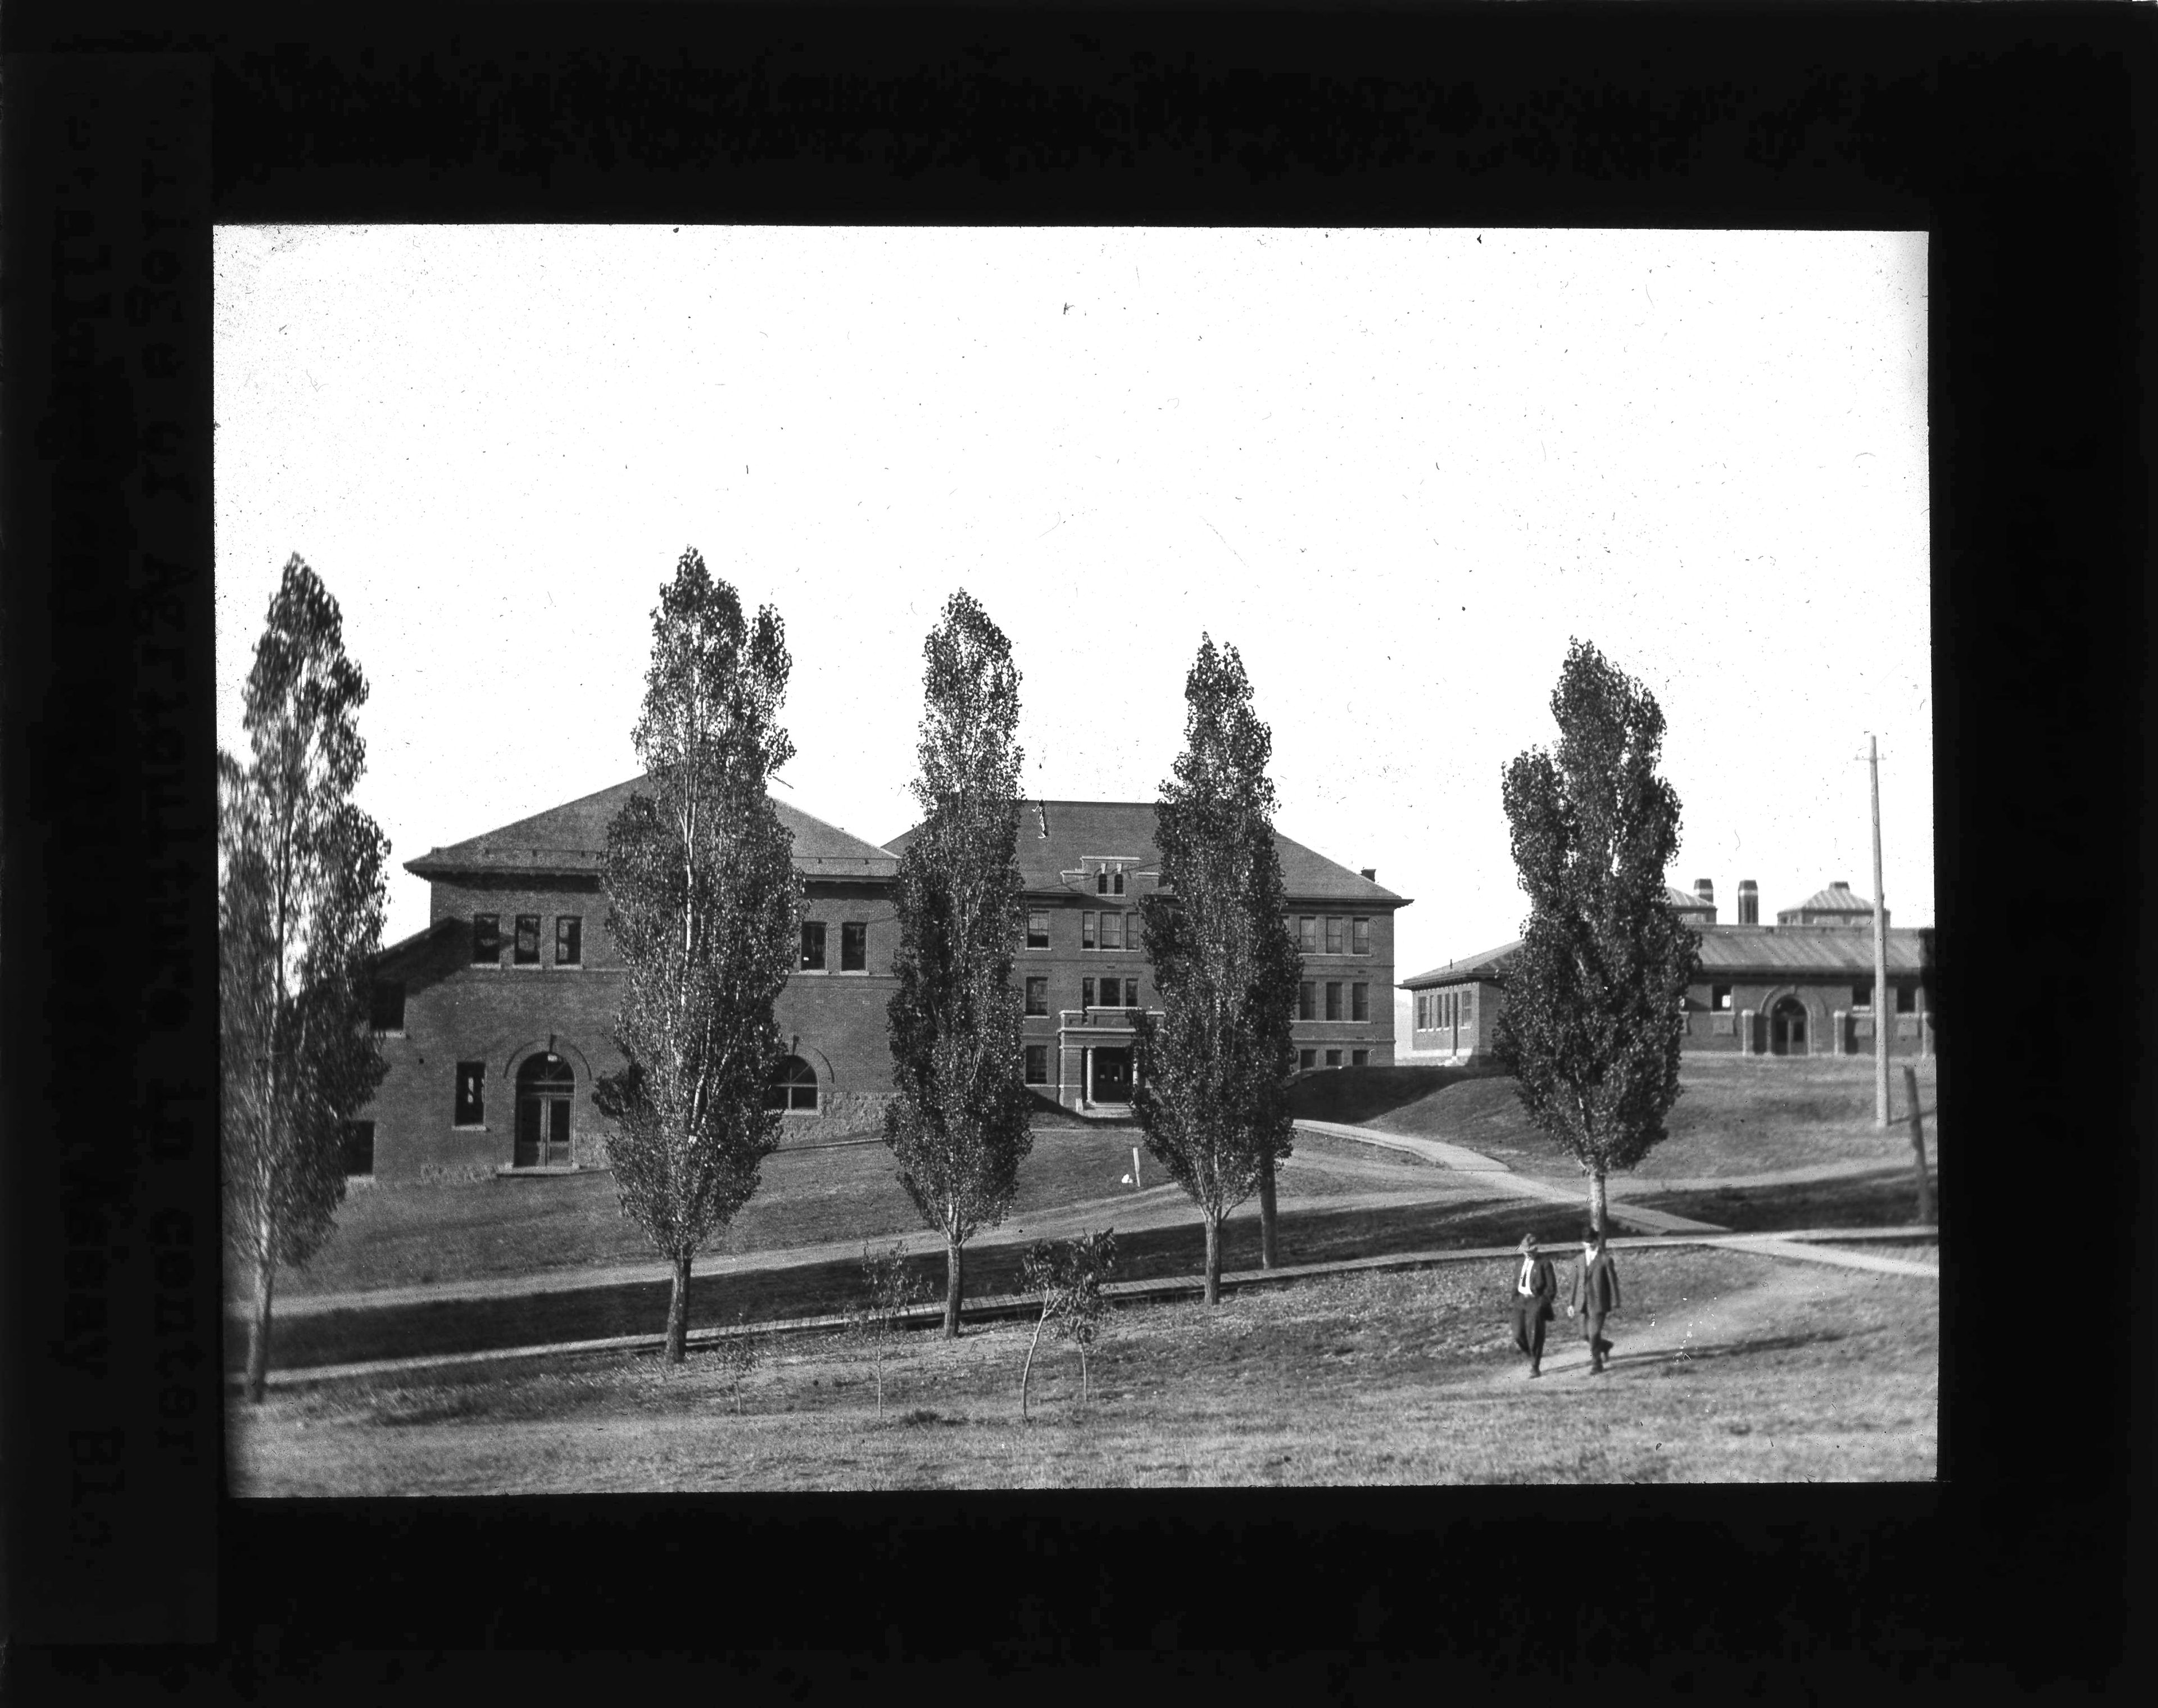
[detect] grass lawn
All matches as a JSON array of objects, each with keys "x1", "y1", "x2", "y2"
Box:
[
  {"x1": 265, "y1": 1122, "x2": 1175, "y2": 1302},
  {"x1": 228, "y1": 1245, "x2": 1938, "y2": 1493},
  {"x1": 1632, "y1": 1168, "x2": 1939, "y2": 1234},
  {"x1": 1368, "y1": 1056, "x2": 1941, "y2": 1183},
  {"x1": 234, "y1": 1189, "x2": 1558, "y2": 1373}
]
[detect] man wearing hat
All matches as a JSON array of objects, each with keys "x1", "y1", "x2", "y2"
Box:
[
  {"x1": 1567, "y1": 1225, "x2": 1623, "y2": 1374},
  {"x1": 1508, "y1": 1233, "x2": 1558, "y2": 1378}
]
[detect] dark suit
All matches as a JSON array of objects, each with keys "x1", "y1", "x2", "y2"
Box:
[
  {"x1": 1508, "y1": 1253, "x2": 1558, "y2": 1368},
  {"x1": 1569, "y1": 1248, "x2": 1622, "y2": 1369}
]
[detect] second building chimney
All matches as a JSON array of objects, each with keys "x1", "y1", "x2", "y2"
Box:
[
  {"x1": 1693, "y1": 878, "x2": 1715, "y2": 908},
  {"x1": 1738, "y1": 879, "x2": 1759, "y2": 925},
  {"x1": 1360, "y1": 868, "x2": 1376, "y2": 881}
]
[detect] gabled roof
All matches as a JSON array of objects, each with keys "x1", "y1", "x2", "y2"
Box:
[
  {"x1": 1401, "y1": 924, "x2": 1928, "y2": 987},
  {"x1": 405, "y1": 774, "x2": 899, "y2": 881},
  {"x1": 1666, "y1": 886, "x2": 1716, "y2": 914},
  {"x1": 883, "y1": 800, "x2": 1409, "y2": 906}
]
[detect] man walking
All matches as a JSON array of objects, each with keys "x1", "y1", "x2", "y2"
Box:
[
  {"x1": 1567, "y1": 1225, "x2": 1622, "y2": 1374},
  {"x1": 1508, "y1": 1233, "x2": 1557, "y2": 1378}
]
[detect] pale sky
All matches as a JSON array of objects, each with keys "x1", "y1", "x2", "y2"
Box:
[{"x1": 215, "y1": 225, "x2": 1933, "y2": 1034}]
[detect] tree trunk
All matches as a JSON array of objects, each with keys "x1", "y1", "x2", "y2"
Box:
[
  {"x1": 1588, "y1": 1170, "x2": 1608, "y2": 1238},
  {"x1": 244, "y1": 1252, "x2": 276, "y2": 1405},
  {"x1": 1903, "y1": 1066, "x2": 1934, "y2": 1225},
  {"x1": 1203, "y1": 1214, "x2": 1222, "y2": 1306},
  {"x1": 944, "y1": 1238, "x2": 964, "y2": 1338},
  {"x1": 665, "y1": 1252, "x2": 692, "y2": 1364},
  {"x1": 1258, "y1": 1148, "x2": 1279, "y2": 1268}
]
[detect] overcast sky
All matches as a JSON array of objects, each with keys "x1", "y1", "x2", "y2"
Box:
[{"x1": 216, "y1": 224, "x2": 1932, "y2": 1021}]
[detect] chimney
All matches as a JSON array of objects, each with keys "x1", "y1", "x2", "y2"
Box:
[
  {"x1": 1693, "y1": 878, "x2": 1715, "y2": 908},
  {"x1": 1738, "y1": 879, "x2": 1758, "y2": 925},
  {"x1": 1833, "y1": 881, "x2": 1851, "y2": 892},
  {"x1": 1035, "y1": 802, "x2": 1050, "y2": 840},
  {"x1": 1360, "y1": 868, "x2": 1376, "y2": 882}
]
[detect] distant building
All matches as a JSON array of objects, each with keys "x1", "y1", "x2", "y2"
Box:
[
  {"x1": 1400, "y1": 876, "x2": 1932, "y2": 1066},
  {"x1": 886, "y1": 801, "x2": 1409, "y2": 1113},
  {"x1": 351, "y1": 783, "x2": 1409, "y2": 1181}
]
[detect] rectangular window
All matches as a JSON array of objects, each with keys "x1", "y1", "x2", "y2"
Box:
[
  {"x1": 472, "y1": 913, "x2": 501, "y2": 965},
  {"x1": 1026, "y1": 976, "x2": 1049, "y2": 1017},
  {"x1": 369, "y1": 980, "x2": 406, "y2": 1034},
  {"x1": 1299, "y1": 916, "x2": 1317, "y2": 952},
  {"x1": 1712, "y1": 984, "x2": 1733, "y2": 1011},
  {"x1": 1082, "y1": 912, "x2": 1098, "y2": 950},
  {"x1": 1299, "y1": 982, "x2": 1316, "y2": 1022},
  {"x1": 1113, "y1": 866, "x2": 1126, "y2": 895},
  {"x1": 1461, "y1": 990, "x2": 1475, "y2": 1022},
  {"x1": 1101, "y1": 910, "x2": 1123, "y2": 950},
  {"x1": 1853, "y1": 981, "x2": 1874, "y2": 1011},
  {"x1": 1352, "y1": 1049, "x2": 1370, "y2": 1067},
  {"x1": 1081, "y1": 976, "x2": 1096, "y2": 1009},
  {"x1": 1353, "y1": 917, "x2": 1371, "y2": 955},
  {"x1": 841, "y1": 921, "x2": 867, "y2": 971},
  {"x1": 556, "y1": 916, "x2": 582, "y2": 966},
  {"x1": 1325, "y1": 1049, "x2": 1343, "y2": 1068},
  {"x1": 454, "y1": 1061, "x2": 486, "y2": 1126},
  {"x1": 1107, "y1": 977, "x2": 1128, "y2": 1008},
  {"x1": 1352, "y1": 983, "x2": 1370, "y2": 1022},
  {"x1": 514, "y1": 914, "x2": 541, "y2": 965},
  {"x1": 341, "y1": 1120, "x2": 376, "y2": 1176},
  {"x1": 800, "y1": 922, "x2": 827, "y2": 970},
  {"x1": 1325, "y1": 916, "x2": 1345, "y2": 954},
  {"x1": 1027, "y1": 911, "x2": 1050, "y2": 949},
  {"x1": 1896, "y1": 983, "x2": 1916, "y2": 1014},
  {"x1": 1326, "y1": 982, "x2": 1343, "y2": 1022},
  {"x1": 1299, "y1": 1048, "x2": 1317, "y2": 1070},
  {"x1": 1024, "y1": 1044, "x2": 1049, "y2": 1085}
]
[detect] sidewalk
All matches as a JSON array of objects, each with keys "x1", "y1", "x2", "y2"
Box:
[
  {"x1": 233, "y1": 1224, "x2": 1939, "y2": 1393},
  {"x1": 1294, "y1": 1118, "x2": 1730, "y2": 1235}
]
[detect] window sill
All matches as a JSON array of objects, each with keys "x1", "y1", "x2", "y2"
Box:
[
  {"x1": 797, "y1": 967, "x2": 829, "y2": 976},
  {"x1": 371, "y1": 1030, "x2": 407, "y2": 1040},
  {"x1": 452, "y1": 1124, "x2": 489, "y2": 1133},
  {"x1": 836, "y1": 967, "x2": 870, "y2": 976}
]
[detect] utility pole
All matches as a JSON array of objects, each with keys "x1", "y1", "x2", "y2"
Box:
[{"x1": 1870, "y1": 735, "x2": 1890, "y2": 1127}]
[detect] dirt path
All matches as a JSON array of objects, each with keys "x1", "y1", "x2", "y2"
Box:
[{"x1": 1478, "y1": 1249, "x2": 1925, "y2": 1387}]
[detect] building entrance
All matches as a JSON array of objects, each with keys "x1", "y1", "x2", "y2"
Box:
[
  {"x1": 1769, "y1": 996, "x2": 1809, "y2": 1057},
  {"x1": 515, "y1": 1052, "x2": 574, "y2": 1167},
  {"x1": 1091, "y1": 1047, "x2": 1133, "y2": 1103}
]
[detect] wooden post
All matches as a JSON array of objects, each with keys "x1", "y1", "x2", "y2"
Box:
[
  {"x1": 1870, "y1": 735, "x2": 1891, "y2": 1127},
  {"x1": 1903, "y1": 1064, "x2": 1934, "y2": 1225}
]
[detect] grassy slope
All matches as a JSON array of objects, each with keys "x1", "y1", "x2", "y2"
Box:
[
  {"x1": 1367, "y1": 1057, "x2": 1942, "y2": 1183},
  {"x1": 228, "y1": 1245, "x2": 1938, "y2": 1492}
]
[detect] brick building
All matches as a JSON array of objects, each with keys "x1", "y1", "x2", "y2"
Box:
[
  {"x1": 884, "y1": 801, "x2": 1409, "y2": 1113},
  {"x1": 1402, "y1": 877, "x2": 1934, "y2": 1066},
  {"x1": 351, "y1": 784, "x2": 1409, "y2": 1180},
  {"x1": 351, "y1": 777, "x2": 901, "y2": 1183}
]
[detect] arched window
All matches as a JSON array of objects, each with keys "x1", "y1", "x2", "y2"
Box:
[{"x1": 764, "y1": 1054, "x2": 819, "y2": 1112}]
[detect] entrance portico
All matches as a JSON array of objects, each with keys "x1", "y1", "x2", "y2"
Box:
[{"x1": 1057, "y1": 1008, "x2": 1156, "y2": 1112}]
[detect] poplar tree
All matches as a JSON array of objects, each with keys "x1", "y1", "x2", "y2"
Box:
[
  {"x1": 600, "y1": 549, "x2": 803, "y2": 1365},
  {"x1": 1493, "y1": 638, "x2": 1701, "y2": 1232},
  {"x1": 884, "y1": 590, "x2": 1034, "y2": 1338},
  {"x1": 1131, "y1": 637, "x2": 1302, "y2": 1304},
  {"x1": 219, "y1": 556, "x2": 390, "y2": 1403}
]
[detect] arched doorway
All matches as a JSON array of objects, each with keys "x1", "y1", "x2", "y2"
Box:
[
  {"x1": 515, "y1": 1052, "x2": 574, "y2": 1167},
  {"x1": 1769, "y1": 995, "x2": 1809, "y2": 1057},
  {"x1": 764, "y1": 1054, "x2": 819, "y2": 1112}
]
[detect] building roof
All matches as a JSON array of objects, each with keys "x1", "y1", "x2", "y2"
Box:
[
  {"x1": 1400, "y1": 940, "x2": 1524, "y2": 988},
  {"x1": 1781, "y1": 882, "x2": 1877, "y2": 915},
  {"x1": 1666, "y1": 886, "x2": 1716, "y2": 914},
  {"x1": 404, "y1": 774, "x2": 900, "y2": 881},
  {"x1": 1401, "y1": 923, "x2": 1928, "y2": 988},
  {"x1": 883, "y1": 800, "x2": 1409, "y2": 907}
]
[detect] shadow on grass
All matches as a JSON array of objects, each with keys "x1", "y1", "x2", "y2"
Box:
[
  {"x1": 1288, "y1": 1065, "x2": 1494, "y2": 1125},
  {"x1": 239, "y1": 1194, "x2": 1561, "y2": 1374},
  {"x1": 1630, "y1": 1168, "x2": 1937, "y2": 1233}
]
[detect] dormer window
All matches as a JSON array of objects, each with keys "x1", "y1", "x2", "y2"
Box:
[
  {"x1": 1096, "y1": 868, "x2": 1109, "y2": 895},
  {"x1": 1112, "y1": 865, "x2": 1126, "y2": 896}
]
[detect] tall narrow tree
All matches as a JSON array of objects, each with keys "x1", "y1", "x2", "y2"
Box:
[
  {"x1": 600, "y1": 549, "x2": 803, "y2": 1365},
  {"x1": 884, "y1": 590, "x2": 1034, "y2": 1338},
  {"x1": 1131, "y1": 637, "x2": 1303, "y2": 1304},
  {"x1": 220, "y1": 556, "x2": 391, "y2": 1403},
  {"x1": 1492, "y1": 638, "x2": 1702, "y2": 1232}
]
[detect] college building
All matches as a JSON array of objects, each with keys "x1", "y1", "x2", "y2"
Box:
[
  {"x1": 347, "y1": 783, "x2": 1407, "y2": 1181},
  {"x1": 1401, "y1": 878, "x2": 1934, "y2": 1067}
]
